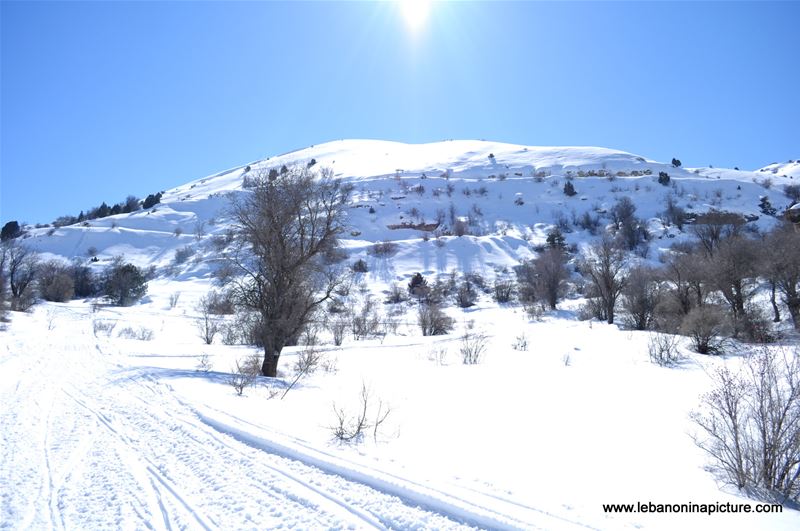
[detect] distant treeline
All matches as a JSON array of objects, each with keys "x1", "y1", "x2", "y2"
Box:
[{"x1": 52, "y1": 192, "x2": 164, "y2": 227}]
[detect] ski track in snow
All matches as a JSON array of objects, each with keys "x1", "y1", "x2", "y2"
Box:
[{"x1": 1, "y1": 309, "x2": 585, "y2": 530}]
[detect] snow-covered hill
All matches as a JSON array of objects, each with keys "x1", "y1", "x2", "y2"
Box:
[
  {"x1": 4, "y1": 140, "x2": 800, "y2": 530},
  {"x1": 20, "y1": 139, "x2": 798, "y2": 279},
  {"x1": 758, "y1": 159, "x2": 800, "y2": 180}
]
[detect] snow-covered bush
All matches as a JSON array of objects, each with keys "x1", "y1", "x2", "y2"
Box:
[
  {"x1": 117, "y1": 326, "x2": 154, "y2": 341},
  {"x1": 681, "y1": 305, "x2": 728, "y2": 354},
  {"x1": 455, "y1": 280, "x2": 477, "y2": 308},
  {"x1": 370, "y1": 241, "x2": 398, "y2": 256},
  {"x1": 228, "y1": 355, "x2": 259, "y2": 396},
  {"x1": 647, "y1": 332, "x2": 681, "y2": 367},
  {"x1": 385, "y1": 283, "x2": 407, "y2": 304},
  {"x1": 460, "y1": 330, "x2": 487, "y2": 364},
  {"x1": 691, "y1": 348, "x2": 800, "y2": 503},
  {"x1": 417, "y1": 302, "x2": 453, "y2": 336},
  {"x1": 330, "y1": 383, "x2": 391, "y2": 444},
  {"x1": 492, "y1": 279, "x2": 514, "y2": 303}
]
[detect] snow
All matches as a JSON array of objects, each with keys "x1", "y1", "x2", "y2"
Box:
[{"x1": 3, "y1": 139, "x2": 800, "y2": 529}]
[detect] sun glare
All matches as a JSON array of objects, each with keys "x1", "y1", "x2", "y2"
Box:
[{"x1": 400, "y1": 0, "x2": 431, "y2": 32}]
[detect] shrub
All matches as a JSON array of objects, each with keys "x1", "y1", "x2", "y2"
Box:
[
  {"x1": 103, "y1": 259, "x2": 148, "y2": 306},
  {"x1": 228, "y1": 355, "x2": 260, "y2": 396},
  {"x1": 671, "y1": 158, "x2": 682, "y2": 168},
  {"x1": 681, "y1": 305, "x2": 728, "y2": 354},
  {"x1": 173, "y1": 245, "x2": 195, "y2": 265},
  {"x1": 352, "y1": 259, "x2": 368, "y2": 273},
  {"x1": 691, "y1": 348, "x2": 800, "y2": 503},
  {"x1": 493, "y1": 280, "x2": 514, "y2": 303},
  {"x1": 38, "y1": 260, "x2": 75, "y2": 302},
  {"x1": 460, "y1": 331, "x2": 487, "y2": 364},
  {"x1": 783, "y1": 184, "x2": 800, "y2": 202},
  {"x1": 417, "y1": 303, "x2": 454, "y2": 336},
  {"x1": 117, "y1": 326, "x2": 154, "y2": 341},
  {"x1": 455, "y1": 280, "x2": 478, "y2": 308},
  {"x1": 647, "y1": 332, "x2": 681, "y2": 367},
  {"x1": 759, "y1": 196, "x2": 777, "y2": 217},
  {"x1": 330, "y1": 383, "x2": 391, "y2": 443},
  {"x1": 408, "y1": 272, "x2": 429, "y2": 298},
  {"x1": 563, "y1": 181, "x2": 577, "y2": 197},
  {"x1": 658, "y1": 172, "x2": 670, "y2": 186},
  {"x1": 369, "y1": 241, "x2": 398, "y2": 256},
  {"x1": 385, "y1": 283, "x2": 407, "y2": 304}
]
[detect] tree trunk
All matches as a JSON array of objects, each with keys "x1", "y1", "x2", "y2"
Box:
[
  {"x1": 770, "y1": 282, "x2": 781, "y2": 323},
  {"x1": 786, "y1": 300, "x2": 800, "y2": 331},
  {"x1": 261, "y1": 351, "x2": 280, "y2": 377}
]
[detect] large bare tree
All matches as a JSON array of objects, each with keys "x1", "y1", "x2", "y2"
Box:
[
  {"x1": 228, "y1": 166, "x2": 349, "y2": 377},
  {"x1": 762, "y1": 223, "x2": 800, "y2": 330},
  {"x1": 579, "y1": 235, "x2": 628, "y2": 324}
]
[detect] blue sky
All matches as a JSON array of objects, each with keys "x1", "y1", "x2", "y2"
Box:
[{"x1": 2, "y1": 1, "x2": 798, "y2": 225}]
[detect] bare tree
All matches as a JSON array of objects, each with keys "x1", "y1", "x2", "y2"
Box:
[
  {"x1": 227, "y1": 166, "x2": 350, "y2": 377},
  {"x1": 692, "y1": 212, "x2": 745, "y2": 258},
  {"x1": 621, "y1": 266, "x2": 661, "y2": 330},
  {"x1": 534, "y1": 247, "x2": 570, "y2": 310},
  {"x1": 762, "y1": 224, "x2": 800, "y2": 330},
  {"x1": 195, "y1": 293, "x2": 221, "y2": 345},
  {"x1": 38, "y1": 260, "x2": 74, "y2": 302},
  {"x1": 707, "y1": 235, "x2": 759, "y2": 326},
  {"x1": 660, "y1": 247, "x2": 708, "y2": 319},
  {"x1": 579, "y1": 235, "x2": 627, "y2": 324},
  {"x1": 417, "y1": 302, "x2": 454, "y2": 336},
  {"x1": 692, "y1": 348, "x2": 800, "y2": 502},
  {"x1": 2, "y1": 240, "x2": 39, "y2": 311}
]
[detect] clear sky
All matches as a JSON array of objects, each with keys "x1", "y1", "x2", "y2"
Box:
[{"x1": 2, "y1": 1, "x2": 798, "y2": 225}]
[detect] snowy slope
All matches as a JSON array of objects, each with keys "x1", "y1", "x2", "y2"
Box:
[
  {"x1": 757, "y1": 159, "x2": 800, "y2": 180},
  {"x1": 20, "y1": 139, "x2": 797, "y2": 279},
  {"x1": 4, "y1": 140, "x2": 800, "y2": 530}
]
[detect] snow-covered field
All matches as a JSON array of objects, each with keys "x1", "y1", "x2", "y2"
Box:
[{"x1": 3, "y1": 140, "x2": 799, "y2": 529}]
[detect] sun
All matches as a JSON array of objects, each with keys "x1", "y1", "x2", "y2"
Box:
[{"x1": 400, "y1": 0, "x2": 431, "y2": 32}]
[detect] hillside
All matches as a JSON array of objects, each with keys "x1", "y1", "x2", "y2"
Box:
[
  {"x1": 20, "y1": 139, "x2": 798, "y2": 276},
  {"x1": 2, "y1": 140, "x2": 800, "y2": 530}
]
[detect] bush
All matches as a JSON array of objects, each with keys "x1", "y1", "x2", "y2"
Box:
[
  {"x1": 455, "y1": 280, "x2": 478, "y2": 308},
  {"x1": 385, "y1": 283, "x2": 407, "y2": 304},
  {"x1": 330, "y1": 383, "x2": 391, "y2": 444},
  {"x1": 408, "y1": 272, "x2": 429, "y2": 299},
  {"x1": 647, "y1": 332, "x2": 681, "y2": 367},
  {"x1": 117, "y1": 326, "x2": 154, "y2": 341},
  {"x1": 681, "y1": 305, "x2": 728, "y2": 354},
  {"x1": 563, "y1": 181, "x2": 577, "y2": 197},
  {"x1": 352, "y1": 259, "x2": 368, "y2": 273},
  {"x1": 460, "y1": 330, "x2": 487, "y2": 364},
  {"x1": 671, "y1": 158, "x2": 681, "y2": 168},
  {"x1": 691, "y1": 348, "x2": 800, "y2": 503},
  {"x1": 370, "y1": 241, "x2": 398, "y2": 256},
  {"x1": 173, "y1": 245, "x2": 195, "y2": 265},
  {"x1": 417, "y1": 303, "x2": 454, "y2": 336},
  {"x1": 103, "y1": 259, "x2": 148, "y2": 306},
  {"x1": 228, "y1": 355, "x2": 260, "y2": 396},
  {"x1": 493, "y1": 280, "x2": 514, "y2": 303},
  {"x1": 658, "y1": 172, "x2": 670, "y2": 186},
  {"x1": 783, "y1": 184, "x2": 800, "y2": 202},
  {"x1": 70, "y1": 262, "x2": 97, "y2": 298},
  {"x1": 38, "y1": 260, "x2": 75, "y2": 302}
]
